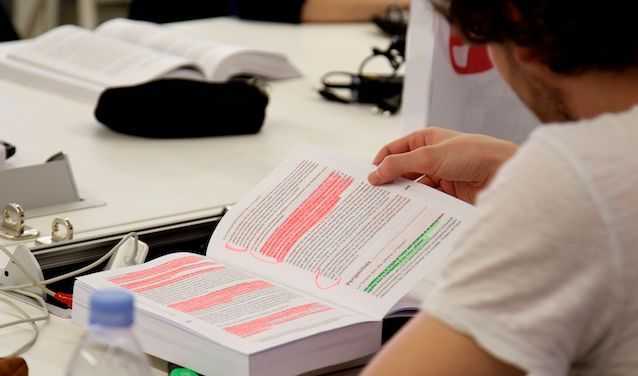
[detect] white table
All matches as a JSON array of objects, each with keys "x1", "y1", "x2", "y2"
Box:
[
  {"x1": 0, "y1": 18, "x2": 406, "y2": 375},
  {"x1": 1, "y1": 18, "x2": 401, "y2": 243}
]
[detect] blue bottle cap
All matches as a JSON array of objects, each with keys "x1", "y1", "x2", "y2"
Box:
[{"x1": 89, "y1": 289, "x2": 135, "y2": 328}]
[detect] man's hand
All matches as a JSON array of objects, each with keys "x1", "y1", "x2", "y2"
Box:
[{"x1": 368, "y1": 128, "x2": 518, "y2": 204}]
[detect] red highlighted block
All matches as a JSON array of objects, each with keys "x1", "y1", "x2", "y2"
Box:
[
  {"x1": 225, "y1": 303, "x2": 332, "y2": 338},
  {"x1": 260, "y1": 172, "x2": 353, "y2": 262},
  {"x1": 169, "y1": 280, "x2": 272, "y2": 313},
  {"x1": 109, "y1": 255, "x2": 204, "y2": 285},
  {"x1": 118, "y1": 261, "x2": 218, "y2": 290},
  {"x1": 131, "y1": 266, "x2": 224, "y2": 293}
]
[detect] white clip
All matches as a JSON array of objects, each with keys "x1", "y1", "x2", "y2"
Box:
[
  {"x1": 0, "y1": 203, "x2": 40, "y2": 241},
  {"x1": 0, "y1": 245, "x2": 45, "y2": 297}
]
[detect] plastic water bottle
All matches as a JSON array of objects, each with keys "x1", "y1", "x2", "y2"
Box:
[{"x1": 67, "y1": 289, "x2": 153, "y2": 376}]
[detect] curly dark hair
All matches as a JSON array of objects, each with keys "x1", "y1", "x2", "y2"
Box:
[{"x1": 431, "y1": 0, "x2": 638, "y2": 74}]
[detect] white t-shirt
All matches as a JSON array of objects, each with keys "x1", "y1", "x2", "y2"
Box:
[{"x1": 424, "y1": 106, "x2": 638, "y2": 375}]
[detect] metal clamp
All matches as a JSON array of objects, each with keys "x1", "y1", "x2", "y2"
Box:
[
  {"x1": 0, "y1": 203, "x2": 40, "y2": 241},
  {"x1": 36, "y1": 217, "x2": 74, "y2": 245}
]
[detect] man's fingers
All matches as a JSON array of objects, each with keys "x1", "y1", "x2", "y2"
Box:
[
  {"x1": 372, "y1": 131, "x2": 434, "y2": 165},
  {"x1": 403, "y1": 172, "x2": 423, "y2": 181},
  {"x1": 415, "y1": 175, "x2": 437, "y2": 187},
  {"x1": 369, "y1": 148, "x2": 441, "y2": 185},
  {"x1": 427, "y1": 174, "x2": 442, "y2": 187},
  {"x1": 372, "y1": 128, "x2": 462, "y2": 166},
  {"x1": 373, "y1": 139, "x2": 413, "y2": 166},
  {"x1": 439, "y1": 180, "x2": 457, "y2": 197}
]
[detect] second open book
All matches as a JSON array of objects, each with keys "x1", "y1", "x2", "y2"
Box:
[
  {"x1": 0, "y1": 18, "x2": 301, "y2": 102},
  {"x1": 73, "y1": 151, "x2": 477, "y2": 376}
]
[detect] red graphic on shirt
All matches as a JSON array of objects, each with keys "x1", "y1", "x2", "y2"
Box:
[
  {"x1": 449, "y1": 34, "x2": 493, "y2": 75},
  {"x1": 260, "y1": 172, "x2": 353, "y2": 263}
]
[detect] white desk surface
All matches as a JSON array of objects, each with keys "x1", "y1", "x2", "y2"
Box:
[
  {"x1": 0, "y1": 18, "x2": 405, "y2": 375},
  {"x1": 1, "y1": 18, "x2": 401, "y2": 242}
]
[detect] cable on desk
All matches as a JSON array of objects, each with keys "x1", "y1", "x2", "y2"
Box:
[{"x1": 0, "y1": 233, "x2": 139, "y2": 356}]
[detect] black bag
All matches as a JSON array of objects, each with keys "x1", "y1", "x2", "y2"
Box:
[
  {"x1": 95, "y1": 79, "x2": 269, "y2": 138},
  {"x1": 0, "y1": 4, "x2": 19, "y2": 42}
]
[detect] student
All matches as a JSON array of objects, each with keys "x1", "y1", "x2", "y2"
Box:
[
  {"x1": 129, "y1": 0, "x2": 409, "y2": 24},
  {"x1": 363, "y1": 1, "x2": 638, "y2": 375}
]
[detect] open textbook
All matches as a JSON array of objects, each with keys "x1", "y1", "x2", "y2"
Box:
[
  {"x1": 73, "y1": 151, "x2": 477, "y2": 376},
  {"x1": 0, "y1": 18, "x2": 301, "y2": 102}
]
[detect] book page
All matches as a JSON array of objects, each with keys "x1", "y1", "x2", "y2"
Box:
[
  {"x1": 97, "y1": 19, "x2": 242, "y2": 80},
  {"x1": 7, "y1": 25, "x2": 192, "y2": 87},
  {"x1": 96, "y1": 19, "x2": 301, "y2": 81},
  {"x1": 208, "y1": 151, "x2": 477, "y2": 319},
  {"x1": 77, "y1": 253, "x2": 369, "y2": 354}
]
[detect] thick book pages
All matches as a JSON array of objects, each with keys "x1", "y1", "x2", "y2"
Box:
[
  {"x1": 74, "y1": 253, "x2": 377, "y2": 376},
  {"x1": 0, "y1": 19, "x2": 301, "y2": 102},
  {"x1": 73, "y1": 151, "x2": 477, "y2": 376}
]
